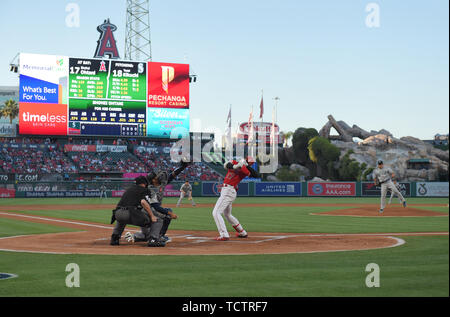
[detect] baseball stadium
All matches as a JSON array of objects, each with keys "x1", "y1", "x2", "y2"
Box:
[{"x1": 0, "y1": 0, "x2": 448, "y2": 302}]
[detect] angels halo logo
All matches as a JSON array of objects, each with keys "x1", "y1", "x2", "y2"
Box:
[{"x1": 94, "y1": 18, "x2": 120, "y2": 59}]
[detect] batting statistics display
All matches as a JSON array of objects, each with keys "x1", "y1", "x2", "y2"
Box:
[{"x1": 19, "y1": 53, "x2": 190, "y2": 138}]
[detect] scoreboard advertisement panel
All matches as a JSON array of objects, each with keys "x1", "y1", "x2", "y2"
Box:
[{"x1": 19, "y1": 53, "x2": 190, "y2": 138}]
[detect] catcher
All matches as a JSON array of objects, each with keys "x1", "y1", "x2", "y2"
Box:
[
  {"x1": 176, "y1": 180, "x2": 196, "y2": 207},
  {"x1": 372, "y1": 160, "x2": 407, "y2": 213},
  {"x1": 125, "y1": 160, "x2": 190, "y2": 245}
]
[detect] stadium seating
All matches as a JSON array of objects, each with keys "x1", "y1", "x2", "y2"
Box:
[
  {"x1": 0, "y1": 137, "x2": 224, "y2": 181},
  {"x1": 0, "y1": 143, "x2": 77, "y2": 174}
]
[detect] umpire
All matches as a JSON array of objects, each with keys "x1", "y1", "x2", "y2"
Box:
[{"x1": 110, "y1": 176, "x2": 164, "y2": 246}]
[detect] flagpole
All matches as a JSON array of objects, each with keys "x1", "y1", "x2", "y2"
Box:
[
  {"x1": 261, "y1": 89, "x2": 264, "y2": 124},
  {"x1": 273, "y1": 97, "x2": 279, "y2": 154},
  {"x1": 250, "y1": 105, "x2": 254, "y2": 158}
]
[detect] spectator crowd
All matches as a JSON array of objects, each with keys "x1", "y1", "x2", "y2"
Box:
[{"x1": 1, "y1": 137, "x2": 223, "y2": 181}]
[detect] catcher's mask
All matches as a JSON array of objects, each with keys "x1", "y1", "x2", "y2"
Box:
[
  {"x1": 146, "y1": 172, "x2": 157, "y2": 184},
  {"x1": 156, "y1": 171, "x2": 168, "y2": 184}
]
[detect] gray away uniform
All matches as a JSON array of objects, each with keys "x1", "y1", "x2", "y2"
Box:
[
  {"x1": 132, "y1": 171, "x2": 173, "y2": 242},
  {"x1": 372, "y1": 166, "x2": 406, "y2": 210},
  {"x1": 177, "y1": 183, "x2": 196, "y2": 207}
]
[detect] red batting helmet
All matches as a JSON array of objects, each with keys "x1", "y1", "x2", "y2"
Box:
[{"x1": 246, "y1": 156, "x2": 256, "y2": 165}]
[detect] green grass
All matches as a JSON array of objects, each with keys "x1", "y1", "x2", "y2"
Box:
[
  {"x1": 0, "y1": 197, "x2": 447, "y2": 297},
  {"x1": 0, "y1": 236, "x2": 447, "y2": 297},
  {"x1": 1, "y1": 196, "x2": 448, "y2": 206},
  {"x1": 1, "y1": 197, "x2": 447, "y2": 234},
  {"x1": 0, "y1": 217, "x2": 77, "y2": 238}
]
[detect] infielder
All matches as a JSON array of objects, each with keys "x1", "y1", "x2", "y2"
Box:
[
  {"x1": 372, "y1": 160, "x2": 407, "y2": 213},
  {"x1": 176, "y1": 180, "x2": 196, "y2": 207},
  {"x1": 99, "y1": 184, "x2": 107, "y2": 199},
  {"x1": 212, "y1": 156, "x2": 260, "y2": 241}
]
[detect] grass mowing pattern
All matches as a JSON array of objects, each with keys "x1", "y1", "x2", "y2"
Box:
[
  {"x1": 0, "y1": 217, "x2": 78, "y2": 238},
  {"x1": 1, "y1": 197, "x2": 447, "y2": 234},
  {"x1": 0, "y1": 197, "x2": 447, "y2": 297},
  {"x1": 0, "y1": 236, "x2": 447, "y2": 297}
]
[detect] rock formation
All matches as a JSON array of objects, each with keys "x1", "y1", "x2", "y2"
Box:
[{"x1": 319, "y1": 115, "x2": 449, "y2": 182}]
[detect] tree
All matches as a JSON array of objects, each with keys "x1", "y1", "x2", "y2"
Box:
[
  {"x1": 0, "y1": 99, "x2": 19, "y2": 124},
  {"x1": 276, "y1": 166, "x2": 304, "y2": 181},
  {"x1": 292, "y1": 127, "x2": 318, "y2": 164},
  {"x1": 308, "y1": 136, "x2": 340, "y2": 178},
  {"x1": 339, "y1": 150, "x2": 368, "y2": 181}
]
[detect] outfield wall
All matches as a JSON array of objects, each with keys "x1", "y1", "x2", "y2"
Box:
[{"x1": 1, "y1": 181, "x2": 448, "y2": 198}]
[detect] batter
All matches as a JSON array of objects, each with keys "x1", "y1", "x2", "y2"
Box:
[{"x1": 212, "y1": 156, "x2": 260, "y2": 240}]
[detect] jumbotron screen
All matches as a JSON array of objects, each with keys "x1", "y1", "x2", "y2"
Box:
[{"x1": 18, "y1": 53, "x2": 190, "y2": 138}]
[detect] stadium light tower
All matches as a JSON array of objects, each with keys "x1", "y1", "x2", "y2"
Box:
[{"x1": 125, "y1": 0, "x2": 152, "y2": 61}]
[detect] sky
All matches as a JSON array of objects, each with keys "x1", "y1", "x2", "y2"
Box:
[{"x1": 0, "y1": 0, "x2": 448, "y2": 141}]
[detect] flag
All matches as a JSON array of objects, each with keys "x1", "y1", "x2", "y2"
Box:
[{"x1": 259, "y1": 94, "x2": 264, "y2": 119}]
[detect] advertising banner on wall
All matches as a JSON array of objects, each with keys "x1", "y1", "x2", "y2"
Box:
[
  {"x1": 202, "y1": 182, "x2": 249, "y2": 197},
  {"x1": 64, "y1": 144, "x2": 97, "y2": 152},
  {"x1": 0, "y1": 174, "x2": 15, "y2": 183},
  {"x1": 255, "y1": 182, "x2": 301, "y2": 196},
  {"x1": 416, "y1": 182, "x2": 449, "y2": 197},
  {"x1": 146, "y1": 108, "x2": 189, "y2": 139},
  {"x1": 19, "y1": 53, "x2": 69, "y2": 135},
  {"x1": 0, "y1": 188, "x2": 15, "y2": 198},
  {"x1": 18, "y1": 191, "x2": 103, "y2": 198},
  {"x1": 308, "y1": 182, "x2": 356, "y2": 196},
  {"x1": 18, "y1": 53, "x2": 190, "y2": 138},
  {"x1": 361, "y1": 182, "x2": 411, "y2": 197},
  {"x1": 147, "y1": 62, "x2": 189, "y2": 109}
]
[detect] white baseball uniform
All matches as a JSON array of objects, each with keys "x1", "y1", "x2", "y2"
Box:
[{"x1": 212, "y1": 159, "x2": 250, "y2": 238}]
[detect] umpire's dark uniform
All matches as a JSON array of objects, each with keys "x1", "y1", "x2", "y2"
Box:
[{"x1": 110, "y1": 176, "x2": 163, "y2": 246}]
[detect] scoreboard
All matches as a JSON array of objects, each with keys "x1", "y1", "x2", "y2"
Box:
[
  {"x1": 18, "y1": 53, "x2": 189, "y2": 138},
  {"x1": 67, "y1": 58, "x2": 147, "y2": 136}
]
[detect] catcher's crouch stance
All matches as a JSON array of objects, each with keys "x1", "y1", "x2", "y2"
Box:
[
  {"x1": 212, "y1": 156, "x2": 260, "y2": 241},
  {"x1": 110, "y1": 176, "x2": 163, "y2": 246},
  {"x1": 372, "y1": 160, "x2": 407, "y2": 213}
]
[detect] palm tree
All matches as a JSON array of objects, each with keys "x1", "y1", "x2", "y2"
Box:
[
  {"x1": 0, "y1": 99, "x2": 19, "y2": 124},
  {"x1": 283, "y1": 131, "x2": 294, "y2": 148}
]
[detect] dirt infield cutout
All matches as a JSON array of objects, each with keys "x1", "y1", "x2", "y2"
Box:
[
  {"x1": 0, "y1": 202, "x2": 447, "y2": 256},
  {"x1": 312, "y1": 206, "x2": 448, "y2": 217},
  {"x1": 0, "y1": 211, "x2": 447, "y2": 256}
]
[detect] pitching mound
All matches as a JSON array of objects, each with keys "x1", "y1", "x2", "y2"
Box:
[
  {"x1": 0, "y1": 212, "x2": 406, "y2": 256},
  {"x1": 313, "y1": 206, "x2": 448, "y2": 217}
]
